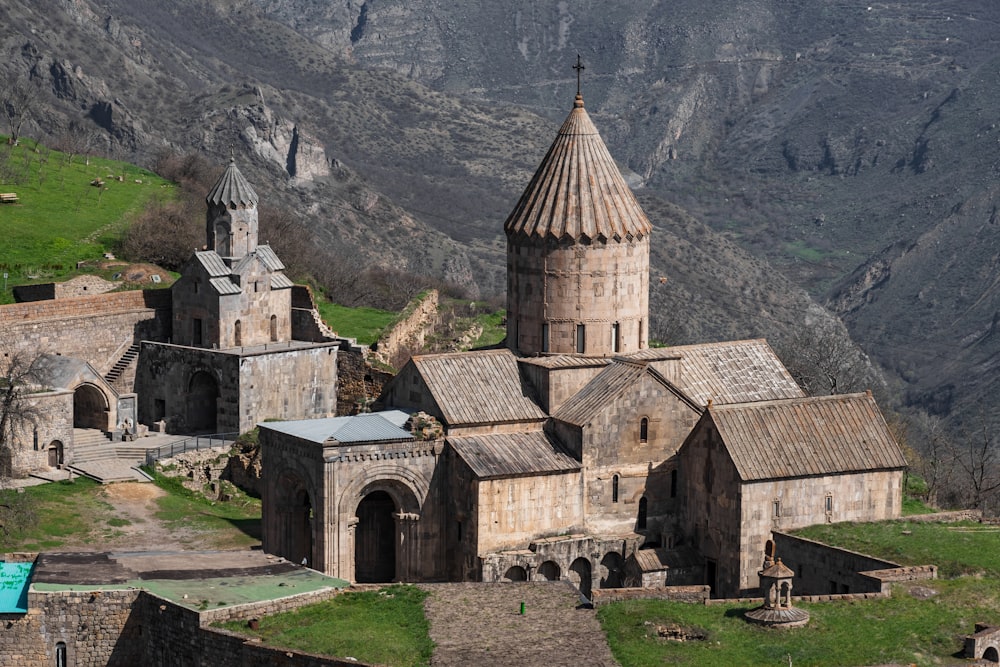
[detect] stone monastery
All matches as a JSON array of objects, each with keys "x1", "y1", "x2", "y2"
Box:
[{"x1": 258, "y1": 91, "x2": 908, "y2": 599}]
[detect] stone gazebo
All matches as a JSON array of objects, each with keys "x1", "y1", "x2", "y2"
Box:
[{"x1": 744, "y1": 558, "x2": 810, "y2": 628}]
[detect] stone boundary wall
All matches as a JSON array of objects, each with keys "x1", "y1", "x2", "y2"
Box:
[
  {"x1": 590, "y1": 585, "x2": 710, "y2": 606},
  {"x1": 0, "y1": 288, "x2": 170, "y2": 322},
  {"x1": 904, "y1": 509, "x2": 982, "y2": 523},
  {"x1": 373, "y1": 290, "x2": 439, "y2": 367},
  {"x1": 772, "y1": 532, "x2": 937, "y2": 596}
]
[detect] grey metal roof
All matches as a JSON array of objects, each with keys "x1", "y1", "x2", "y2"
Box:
[
  {"x1": 261, "y1": 411, "x2": 414, "y2": 445},
  {"x1": 270, "y1": 273, "x2": 294, "y2": 290},
  {"x1": 206, "y1": 159, "x2": 258, "y2": 207},
  {"x1": 449, "y1": 431, "x2": 580, "y2": 479},
  {"x1": 32, "y1": 354, "x2": 108, "y2": 392},
  {"x1": 411, "y1": 349, "x2": 547, "y2": 426},
  {"x1": 630, "y1": 546, "x2": 702, "y2": 573},
  {"x1": 631, "y1": 339, "x2": 804, "y2": 406},
  {"x1": 194, "y1": 251, "x2": 231, "y2": 278},
  {"x1": 504, "y1": 94, "x2": 652, "y2": 243},
  {"x1": 706, "y1": 393, "x2": 907, "y2": 482},
  {"x1": 209, "y1": 277, "x2": 241, "y2": 295}
]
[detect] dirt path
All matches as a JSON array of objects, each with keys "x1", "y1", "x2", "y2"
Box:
[{"x1": 419, "y1": 582, "x2": 619, "y2": 667}]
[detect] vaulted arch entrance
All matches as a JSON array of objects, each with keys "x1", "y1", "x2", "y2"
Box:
[
  {"x1": 272, "y1": 471, "x2": 314, "y2": 567},
  {"x1": 186, "y1": 370, "x2": 218, "y2": 433},
  {"x1": 569, "y1": 557, "x2": 593, "y2": 599},
  {"x1": 355, "y1": 491, "x2": 396, "y2": 583},
  {"x1": 73, "y1": 384, "x2": 108, "y2": 430}
]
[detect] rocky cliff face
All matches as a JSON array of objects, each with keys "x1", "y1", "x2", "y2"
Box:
[{"x1": 6, "y1": 0, "x2": 999, "y2": 430}]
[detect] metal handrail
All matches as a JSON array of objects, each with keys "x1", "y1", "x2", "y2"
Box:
[{"x1": 144, "y1": 432, "x2": 239, "y2": 466}]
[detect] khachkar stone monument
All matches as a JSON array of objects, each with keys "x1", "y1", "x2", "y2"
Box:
[
  {"x1": 744, "y1": 557, "x2": 810, "y2": 628},
  {"x1": 504, "y1": 58, "x2": 651, "y2": 357}
]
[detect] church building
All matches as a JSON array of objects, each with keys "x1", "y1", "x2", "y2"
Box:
[{"x1": 259, "y1": 90, "x2": 906, "y2": 598}]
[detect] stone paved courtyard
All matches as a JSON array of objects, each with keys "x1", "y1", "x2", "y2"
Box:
[{"x1": 419, "y1": 582, "x2": 619, "y2": 667}]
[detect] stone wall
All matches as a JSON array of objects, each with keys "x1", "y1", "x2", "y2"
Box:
[
  {"x1": 475, "y1": 472, "x2": 584, "y2": 553},
  {"x1": 0, "y1": 290, "x2": 171, "y2": 380},
  {"x1": 372, "y1": 289, "x2": 439, "y2": 367},
  {"x1": 0, "y1": 588, "x2": 142, "y2": 667},
  {"x1": 8, "y1": 389, "x2": 74, "y2": 474},
  {"x1": 238, "y1": 344, "x2": 339, "y2": 432},
  {"x1": 590, "y1": 585, "x2": 710, "y2": 606},
  {"x1": 771, "y1": 532, "x2": 936, "y2": 596}
]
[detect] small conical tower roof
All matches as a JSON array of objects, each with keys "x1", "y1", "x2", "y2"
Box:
[
  {"x1": 504, "y1": 94, "x2": 652, "y2": 242},
  {"x1": 206, "y1": 158, "x2": 258, "y2": 208}
]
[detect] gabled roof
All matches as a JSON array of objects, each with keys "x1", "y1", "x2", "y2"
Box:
[
  {"x1": 629, "y1": 546, "x2": 702, "y2": 573},
  {"x1": 553, "y1": 358, "x2": 697, "y2": 427},
  {"x1": 261, "y1": 410, "x2": 414, "y2": 445},
  {"x1": 448, "y1": 431, "x2": 580, "y2": 479},
  {"x1": 193, "y1": 251, "x2": 230, "y2": 278},
  {"x1": 206, "y1": 158, "x2": 258, "y2": 208},
  {"x1": 209, "y1": 277, "x2": 242, "y2": 295},
  {"x1": 518, "y1": 355, "x2": 611, "y2": 370},
  {"x1": 630, "y1": 339, "x2": 804, "y2": 406},
  {"x1": 254, "y1": 245, "x2": 285, "y2": 271},
  {"x1": 410, "y1": 349, "x2": 547, "y2": 426},
  {"x1": 705, "y1": 393, "x2": 907, "y2": 481},
  {"x1": 270, "y1": 273, "x2": 294, "y2": 290},
  {"x1": 503, "y1": 94, "x2": 652, "y2": 242}
]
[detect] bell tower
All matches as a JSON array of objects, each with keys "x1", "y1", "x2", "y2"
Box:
[
  {"x1": 205, "y1": 158, "x2": 259, "y2": 263},
  {"x1": 504, "y1": 65, "x2": 651, "y2": 357}
]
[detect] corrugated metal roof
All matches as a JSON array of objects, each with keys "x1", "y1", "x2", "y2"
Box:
[
  {"x1": 206, "y1": 158, "x2": 258, "y2": 207},
  {"x1": 708, "y1": 393, "x2": 907, "y2": 481},
  {"x1": 449, "y1": 431, "x2": 580, "y2": 479},
  {"x1": 631, "y1": 547, "x2": 702, "y2": 573},
  {"x1": 504, "y1": 94, "x2": 652, "y2": 242},
  {"x1": 270, "y1": 273, "x2": 294, "y2": 290},
  {"x1": 631, "y1": 339, "x2": 804, "y2": 406},
  {"x1": 209, "y1": 277, "x2": 242, "y2": 295},
  {"x1": 261, "y1": 411, "x2": 414, "y2": 445},
  {"x1": 194, "y1": 251, "x2": 231, "y2": 278},
  {"x1": 412, "y1": 349, "x2": 547, "y2": 425}
]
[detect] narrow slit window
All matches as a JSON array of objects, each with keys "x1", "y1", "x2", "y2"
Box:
[
  {"x1": 576, "y1": 324, "x2": 586, "y2": 353},
  {"x1": 612, "y1": 475, "x2": 619, "y2": 503},
  {"x1": 640, "y1": 417, "x2": 649, "y2": 443}
]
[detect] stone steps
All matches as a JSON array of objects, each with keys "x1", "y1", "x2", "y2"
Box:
[
  {"x1": 104, "y1": 343, "x2": 140, "y2": 385},
  {"x1": 72, "y1": 428, "x2": 112, "y2": 448}
]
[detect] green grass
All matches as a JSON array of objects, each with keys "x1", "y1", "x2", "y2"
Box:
[
  {"x1": 0, "y1": 137, "x2": 172, "y2": 302},
  {"x1": 902, "y1": 496, "x2": 936, "y2": 515},
  {"x1": 599, "y1": 577, "x2": 1000, "y2": 667},
  {"x1": 216, "y1": 584, "x2": 433, "y2": 666},
  {"x1": 471, "y1": 307, "x2": 506, "y2": 347},
  {"x1": 792, "y1": 520, "x2": 1000, "y2": 578},
  {"x1": 144, "y1": 468, "x2": 262, "y2": 548},
  {"x1": 316, "y1": 301, "x2": 398, "y2": 345},
  {"x1": 0, "y1": 478, "x2": 108, "y2": 550}
]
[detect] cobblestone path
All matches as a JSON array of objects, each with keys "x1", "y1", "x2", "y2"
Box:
[{"x1": 419, "y1": 582, "x2": 619, "y2": 667}]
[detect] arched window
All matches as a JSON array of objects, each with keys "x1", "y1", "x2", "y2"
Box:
[
  {"x1": 270, "y1": 314, "x2": 278, "y2": 342},
  {"x1": 576, "y1": 324, "x2": 586, "y2": 353},
  {"x1": 234, "y1": 319, "x2": 242, "y2": 347},
  {"x1": 56, "y1": 642, "x2": 67, "y2": 667},
  {"x1": 670, "y1": 469, "x2": 678, "y2": 498},
  {"x1": 640, "y1": 417, "x2": 649, "y2": 443},
  {"x1": 637, "y1": 496, "x2": 648, "y2": 530},
  {"x1": 612, "y1": 474, "x2": 619, "y2": 503},
  {"x1": 611, "y1": 322, "x2": 620, "y2": 353}
]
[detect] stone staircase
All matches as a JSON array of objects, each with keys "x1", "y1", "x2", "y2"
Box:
[
  {"x1": 104, "y1": 343, "x2": 140, "y2": 385},
  {"x1": 69, "y1": 428, "x2": 150, "y2": 483}
]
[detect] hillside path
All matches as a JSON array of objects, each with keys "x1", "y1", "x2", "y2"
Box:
[{"x1": 419, "y1": 582, "x2": 619, "y2": 667}]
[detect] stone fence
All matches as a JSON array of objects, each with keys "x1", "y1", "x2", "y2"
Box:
[
  {"x1": 0, "y1": 288, "x2": 170, "y2": 322},
  {"x1": 590, "y1": 585, "x2": 710, "y2": 606},
  {"x1": 372, "y1": 290, "x2": 439, "y2": 367},
  {"x1": 903, "y1": 509, "x2": 983, "y2": 523}
]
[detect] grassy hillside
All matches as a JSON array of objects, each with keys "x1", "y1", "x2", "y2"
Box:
[{"x1": 0, "y1": 137, "x2": 171, "y2": 303}]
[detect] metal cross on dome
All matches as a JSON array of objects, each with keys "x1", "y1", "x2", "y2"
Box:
[{"x1": 573, "y1": 54, "x2": 585, "y2": 95}]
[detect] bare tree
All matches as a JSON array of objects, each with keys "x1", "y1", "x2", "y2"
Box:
[
  {"x1": 954, "y1": 418, "x2": 1000, "y2": 513},
  {"x1": 118, "y1": 198, "x2": 203, "y2": 270},
  {"x1": 0, "y1": 348, "x2": 43, "y2": 480},
  {"x1": 2, "y1": 74, "x2": 37, "y2": 146},
  {"x1": 777, "y1": 323, "x2": 882, "y2": 396},
  {"x1": 907, "y1": 412, "x2": 957, "y2": 507}
]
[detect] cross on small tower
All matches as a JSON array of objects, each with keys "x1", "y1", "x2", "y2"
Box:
[{"x1": 573, "y1": 54, "x2": 585, "y2": 96}]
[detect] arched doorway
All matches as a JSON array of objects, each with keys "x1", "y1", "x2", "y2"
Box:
[
  {"x1": 983, "y1": 646, "x2": 999, "y2": 663},
  {"x1": 600, "y1": 552, "x2": 624, "y2": 588},
  {"x1": 186, "y1": 371, "x2": 218, "y2": 432},
  {"x1": 569, "y1": 557, "x2": 592, "y2": 598},
  {"x1": 504, "y1": 566, "x2": 527, "y2": 582},
  {"x1": 73, "y1": 384, "x2": 107, "y2": 430},
  {"x1": 274, "y1": 472, "x2": 314, "y2": 567},
  {"x1": 47, "y1": 441, "x2": 64, "y2": 467},
  {"x1": 355, "y1": 491, "x2": 396, "y2": 583},
  {"x1": 537, "y1": 560, "x2": 560, "y2": 581}
]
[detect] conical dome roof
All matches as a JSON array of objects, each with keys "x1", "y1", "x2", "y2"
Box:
[
  {"x1": 206, "y1": 158, "x2": 258, "y2": 207},
  {"x1": 504, "y1": 94, "x2": 652, "y2": 241}
]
